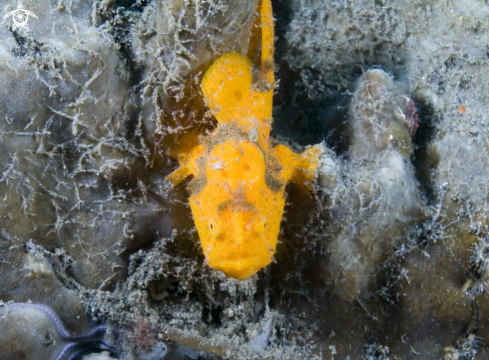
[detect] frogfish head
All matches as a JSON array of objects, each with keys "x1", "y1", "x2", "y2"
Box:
[
  {"x1": 191, "y1": 204, "x2": 280, "y2": 280},
  {"x1": 189, "y1": 139, "x2": 284, "y2": 280}
]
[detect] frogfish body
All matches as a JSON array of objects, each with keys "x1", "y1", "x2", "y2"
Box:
[{"x1": 167, "y1": 0, "x2": 323, "y2": 280}]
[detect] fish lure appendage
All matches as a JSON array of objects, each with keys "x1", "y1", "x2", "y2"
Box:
[{"x1": 167, "y1": 0, "x2": 323, "y2": 280}]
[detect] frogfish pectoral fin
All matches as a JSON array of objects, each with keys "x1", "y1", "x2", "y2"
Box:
[
  {"x1": 271, "y1": 143, "x2": 324, "y2": 190},
  {"x1": 166, "y1": 142, "x2": 206, "y2": 186}
]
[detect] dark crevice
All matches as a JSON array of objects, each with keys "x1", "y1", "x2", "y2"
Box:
[
  {"x1": 115, "y1": 0, "x2": 149, "y2": 10},
  {"x1": 271, "y1": 0, "x2": 341, "y2": 149},
  {"x1": 9, "y1": 27, "x2": 45, "y2": 58},
  {"x1": 201, "y1": 304, "x2": 223, "y2": 327},
  {"x1": 271, "y1": 0, "x2": 294, "y2": 51},
  {"x1": 410, "y1": 99, "x2": 439, "y2": 205},
  {"x1": 271, "y1": 60, "x2": 351, "y2": 150}
]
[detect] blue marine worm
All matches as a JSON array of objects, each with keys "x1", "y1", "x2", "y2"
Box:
[{"x1": 0, "y1": 302, "x2": 115, "y2": 360}]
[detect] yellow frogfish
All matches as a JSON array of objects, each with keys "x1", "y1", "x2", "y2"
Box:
[{"x1": 167, "y1": 0, "x2": 323, "y2": 280}]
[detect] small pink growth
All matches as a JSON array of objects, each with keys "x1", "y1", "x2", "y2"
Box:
[
  {"x1": 48, "y1": 253, "x2": 64, "y2": 273},
  {"x1": 395, "y1": 95, "x2": 419, "y2": 139},
  {"x1": 128, "y1": 313, "x2": 158, "y2": 349}
]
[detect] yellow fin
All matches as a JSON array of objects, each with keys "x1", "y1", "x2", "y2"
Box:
[
  {"x1": 201, "y1": 52, "x2": 253, "y2": 124},
  {"x1": 271, "y1": 144, "x2": 324, "y2": 189},
  {"x1": 291, "y1": 144, "x2": 324, "y2": 188},
  {"x1": 166, "y1": 128, "x2": 206, "y2": 186}
]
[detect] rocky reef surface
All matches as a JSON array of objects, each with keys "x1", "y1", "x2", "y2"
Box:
[{"x1": 1, "y1": 0, "x2": 489, "y2": 359}]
